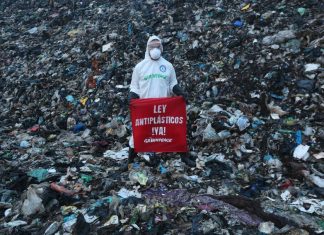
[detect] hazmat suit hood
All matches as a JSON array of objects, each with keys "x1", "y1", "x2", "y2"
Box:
[
  {"x1": 130, "y1": 34, "x2": 177, "y2": 100},
  {"x1": 145, "y1": 35, "x2": 163, "y2": 60}
]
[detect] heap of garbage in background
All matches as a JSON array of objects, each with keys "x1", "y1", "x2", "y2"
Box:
[{"x1": 0, "y1": 0, "x2": 323, "y2": 234}]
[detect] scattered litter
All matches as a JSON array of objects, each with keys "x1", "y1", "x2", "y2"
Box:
[
  {"x1": 293, "y1": 145, "x2": 310, "y2": 161},
  {"x1": 0, "y1": 0, "x2": 323, "y2": 234},
  {"x1": 103, "y1": 148, "x2": 129, "y2": 160},
  {"x1": 103, "y1": 215, "x2": 119, "y2": 227},
  {"x1": 117, "y1": 188, "x2": 141, "y2": 199},
  {"x1": 313, "y1": 152, "x2": 324, "y2": 160},
  {"x1": 290, "y1": 198, "x2": 324, "y2": 215}
]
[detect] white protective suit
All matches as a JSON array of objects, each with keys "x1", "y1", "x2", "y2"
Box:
[{"x1": 129, "y1": 35, "x2": 178, "y2": 148}]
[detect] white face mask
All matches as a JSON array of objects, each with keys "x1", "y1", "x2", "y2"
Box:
[{"x1": 149, "y1": 48, "x2": 161, "y2": 60}]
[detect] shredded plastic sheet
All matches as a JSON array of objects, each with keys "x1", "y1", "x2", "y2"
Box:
[
  {"x1": 293, "y1": 144, "x2": 310, "y2": 160},
  {"x1": 118, "y1": 188, "x2": 142, "y2": 199},
  {"x1": 103, "y1": 147, "x2": 129, "y2": 160},
  {"x1": 313, "y1": 152, "x2": 324, "y2": 160},
  {"x1": 290, "y1": 198, "x2": 324, "y2": 215}
]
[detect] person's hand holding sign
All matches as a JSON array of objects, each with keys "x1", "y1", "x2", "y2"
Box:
[
  {"x1": 128, "y1": 91, "x2": 140, "y2": 104},
  {"x1": 172, "y1": 84, "x2": 188, "y2": 103}
]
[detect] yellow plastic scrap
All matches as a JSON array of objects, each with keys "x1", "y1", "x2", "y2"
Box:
[
  {"x1": 104, "y1": 215, "x2": 119, "y2": 226},
  {"x1": 80, "y1": 97, "x2": 88, "y2": 106},
  {"x1": 241, "y1": 3, "x2": 250, "y2": 11},
  {"x1": 61, "y1": 206, "x2": 78, "y2": 215},
  {"x1": 136, "y1": 172, "x2": 148, "y2": 185},
  {"x1": 106, "y1": 128, "x2": 115, "y2": 135},
  {"x1": 67, "y1": 29, "x2": 81, "y2": 37},
  {"x1": 153, "y1": 202, "x2": 165, "y2": 208}
]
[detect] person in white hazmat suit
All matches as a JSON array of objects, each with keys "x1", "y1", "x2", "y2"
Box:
[{"x1": 128, "y1": 35, "x2": 193, "y2": 166}]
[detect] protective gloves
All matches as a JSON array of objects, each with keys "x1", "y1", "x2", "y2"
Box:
[
  {"x1": 172, "y1": 84, "x2": 188, "y2": 102},
  {"x1": 128, "y1": 91, "x2": 139, "y2": 104}
]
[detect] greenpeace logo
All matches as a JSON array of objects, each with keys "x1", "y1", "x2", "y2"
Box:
[
  {"x1": 144, "y1": 73, "x2": 167, "y2": 80},
  {"x1": 144, "y1": 138, "x2": 173, "y2": 143}
]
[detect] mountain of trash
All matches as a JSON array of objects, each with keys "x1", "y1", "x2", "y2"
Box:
[{"x1": 0, "y1": 0, "x2": 323, "y2": 234}]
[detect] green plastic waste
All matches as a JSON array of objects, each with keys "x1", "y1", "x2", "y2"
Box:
[
  {"x1": 28, "y1": 168, "x2": 48, "y2": 182},
  {"x1": 81, "y1": 174, "x2": 93, "y2": 183},
  {"x1": 129, "y1": 170, "x2": 149, "y2": 186},
  {"x1": 130, "y1": 209, "x2": 139, "y2": 224},
  {"x1": 297, "y1": 7, "x2": 306, "y2": 16},
  {"x1": 317, "y1": 220, "x2": 324, "y2": 230},
  {"x1": 284, "y1": 39, "x2": 301, "y2": 54},
  {"x1": 136, "y1": 172, "x2": 148, "y2": 185},
  {"x1": 283, "y1": 117, "x2": 298, "y2": 126},
  {"x1": 278, "y1": 129, "x2": 295, "y2": 134}
]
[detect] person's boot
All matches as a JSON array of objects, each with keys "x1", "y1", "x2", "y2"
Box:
[
  {"x1": 181, "y1": 153, "x2": 196, "y2": 167},
  {"x1": 143, "y1": 153, "x2": 160, "y2": 168},
  {"x1": 120, "y1": 147, "x2": 137, "y2": 172},
  {"x1": 128, "y1": 147, "x2": 137, "y2": 164}
]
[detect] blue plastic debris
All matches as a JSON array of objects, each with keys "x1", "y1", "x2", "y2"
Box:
[
  {"x1": 65, "y1": 95, "x2": 75, "y2": 103},
  {"x1": 177, "y1": 32, "x2": 189, "y2": 42},
  {"x1": 20, "y1": 140, "x2": 31, "y2": 148},
  {"x1": 295, "y1": 130, "x2": 302, "y2": 145},
  {"x1": 263, "y1": 154, "x2": 273, "y2": 162},
  {"x1": 127, "y1": 22, "x2": 133, "y2": 36},
  {"x1": 233, "y1": 20, "x2": 243, "y2": 27},
  {"x1": 159, "y1": 164, "x2": 168, "y2": 174},
  {"x1": 73, "y1": 123, "x2": 86, "y2": 133}
]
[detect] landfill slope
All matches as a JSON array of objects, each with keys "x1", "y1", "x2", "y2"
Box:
[{"x1": 0, "y1": 0, "x2": 323, "y2": 234}]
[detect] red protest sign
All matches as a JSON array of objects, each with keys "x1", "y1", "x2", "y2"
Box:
[{"x1": 130, "y1": 97, "x2": 187, "y2": 152}]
